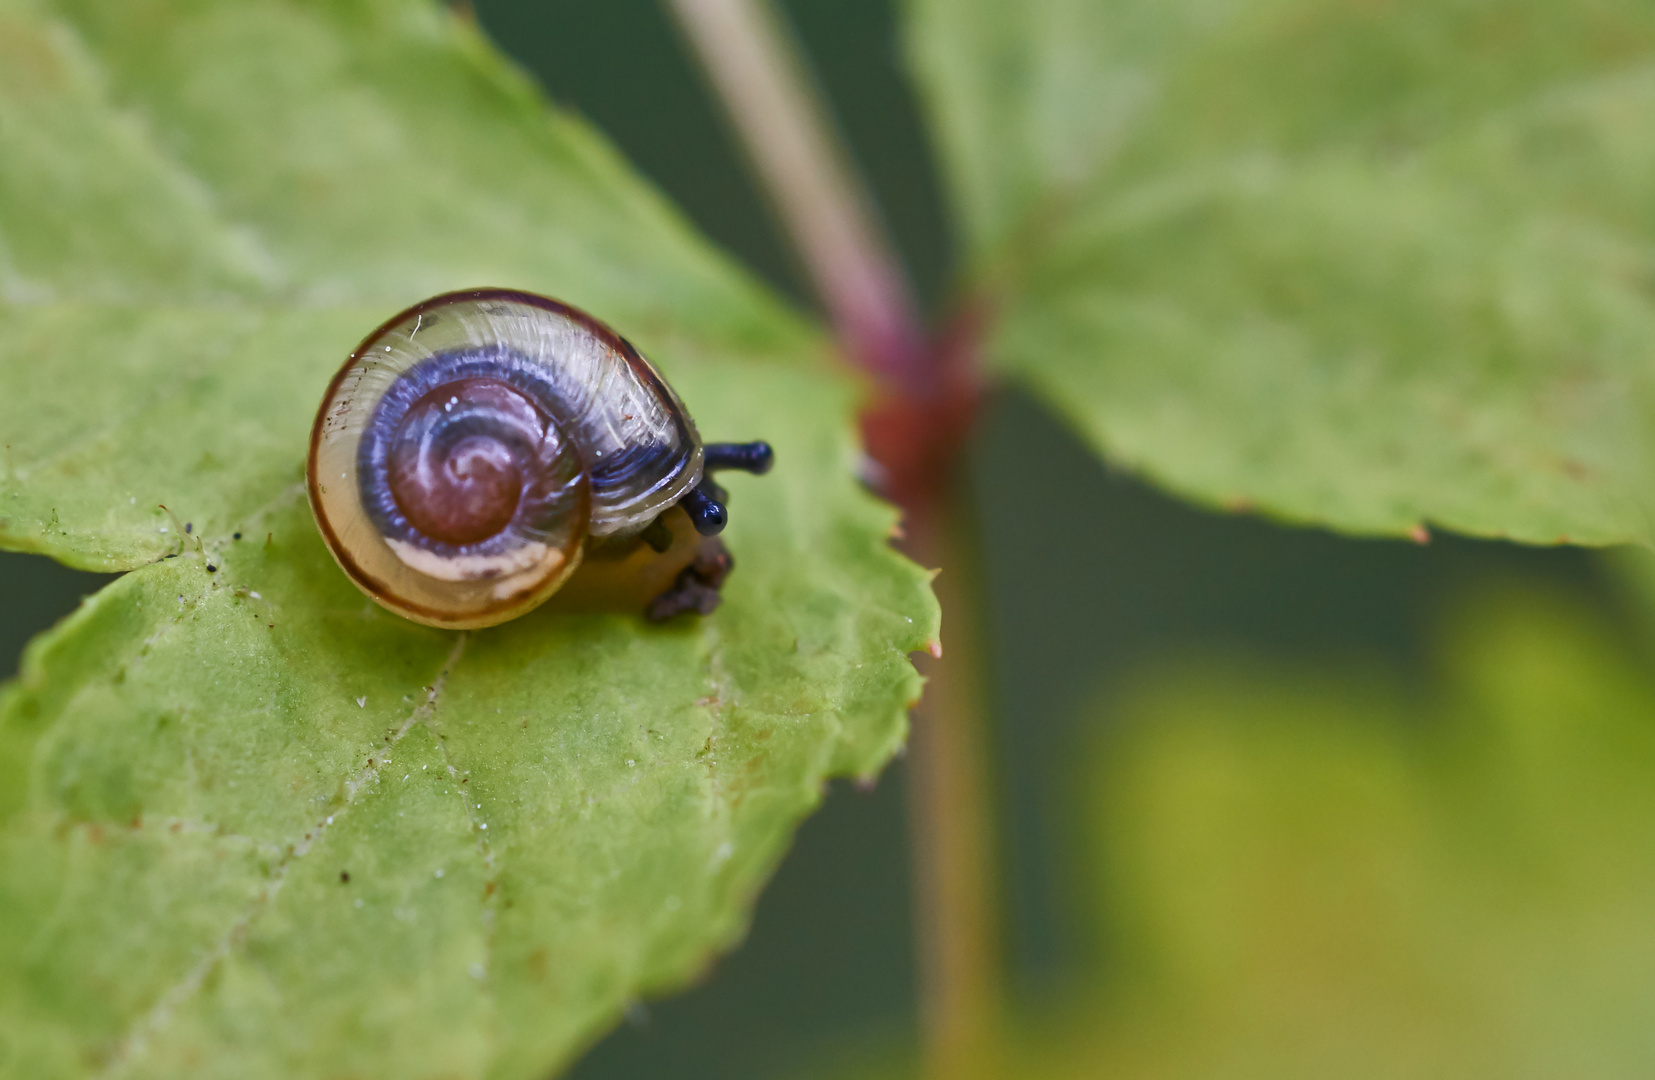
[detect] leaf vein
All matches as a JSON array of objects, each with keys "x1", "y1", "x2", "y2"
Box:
[
  {"x1": 95, "y1": 632, "x2": 469, "y2": 1077},
  {"x1": 425, "y1": 696, "x2": 502, "y2": 1002}
]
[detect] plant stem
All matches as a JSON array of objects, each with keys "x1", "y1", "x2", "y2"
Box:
[
  {"x1": 664, "y1": 1, "x2": 995, "y2": 1075},
  {"x1": 905, "y1": 492, "x2": 999, "y2": 1080},
  {"x1": 663, "y1": 0, "x2": 926, "y2": 388}
]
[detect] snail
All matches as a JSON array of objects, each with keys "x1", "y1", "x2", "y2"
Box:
[{"x1": 307, "y1": 288, "x2": 772, "y2": 629}]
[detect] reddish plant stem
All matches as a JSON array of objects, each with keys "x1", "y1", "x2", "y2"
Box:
[
  {"x1": 663, "y1": 0, "x2": 927, "y2": 386},
  {"x1": 665, "y1": 1, "x2": 996, "y2": 1075}
]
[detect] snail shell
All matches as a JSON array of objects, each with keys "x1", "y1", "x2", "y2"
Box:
[{"x1": 308, "y1": 289, "x2": 704, "y2": 629}]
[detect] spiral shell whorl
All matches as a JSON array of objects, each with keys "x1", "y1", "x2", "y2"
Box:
[
  {"x1": 387, "y1": 378, "x2": 535, "y2": 548},
  {"x1": 358, "y1": 348, "x2": 588, "y2": 569}
]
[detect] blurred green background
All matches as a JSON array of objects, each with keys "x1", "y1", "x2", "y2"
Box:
[{"x1": 1, "y1": 1, "x2": 1641, "y2": 1076}]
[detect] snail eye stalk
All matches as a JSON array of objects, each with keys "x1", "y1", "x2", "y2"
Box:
[{"x1": 703, "y1": 441, "x2": 774, "y2": 475}]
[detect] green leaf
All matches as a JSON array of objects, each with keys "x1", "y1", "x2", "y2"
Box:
[
  {"x1": 1035, "y1": 583, "x2": 1655, "y2": 1075},
  {"x1": 906, "y1": 0, "x2": 1655, "y2": 544},
  {"x1": 0, "y1": 0, "x2": 806, "y2": 569},
  {"x1": 0, "y1": 0, "x2": 936, "y2": 1075},
  {"x1": 827, "y1": 582, "x2": 1655, "y2": 1079}
]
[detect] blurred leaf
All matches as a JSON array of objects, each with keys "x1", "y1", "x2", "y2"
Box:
[
  {"x1": 1039, "y1": 584, "x2": 1655, "y2": 1077},
  {"x1": 0, "y1": 0, "x2": 936, "y2": 1076},
  {"x1": 906, "y1": 0, "x2": 1655, "y2": 544},
  {"x1": 819, "y1": 583, "x2": 1655, "y2": 1079}
]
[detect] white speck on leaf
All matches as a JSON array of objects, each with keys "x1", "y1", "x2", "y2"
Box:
[
  {"x1": 434, "y1": 869, "x2": 445, "y2": 879},
  {"x1": 356, "y1": 696, "x2": 367, "y2": 708}
]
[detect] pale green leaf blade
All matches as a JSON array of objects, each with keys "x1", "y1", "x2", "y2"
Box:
[
  {"x1": 1041, "y1": 585, "x2": 1655, "y2": 1075},
  {"x1": 906, "y1": 0, "x2": 1655, "y2": 544},
  {"x1": 0, "y1": 362, "x2": 934, "y2": 1078},
  {"x1": 0, "y1": 0, "x2": 938, "y2": 1076}
]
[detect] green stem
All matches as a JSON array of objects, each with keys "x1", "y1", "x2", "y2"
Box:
[{"x1": 905, "y1": 490, "x2": 1000, "y2": 1079}]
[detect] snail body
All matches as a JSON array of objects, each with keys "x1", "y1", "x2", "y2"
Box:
[{"x1": 308, "y1": 289, "x2": 770, "y2": 629}]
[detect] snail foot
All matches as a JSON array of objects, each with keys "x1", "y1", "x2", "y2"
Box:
[{"x1": 646, "y1": 542, "x2": 733, "y2": 621}]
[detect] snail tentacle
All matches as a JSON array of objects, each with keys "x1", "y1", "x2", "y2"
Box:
[
  {"x1": 703, "y1": 441, "x2": 774, "y2": 475},
  {"x1": 679, "y1": 481, "x2": 730, "y2": 537}
]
